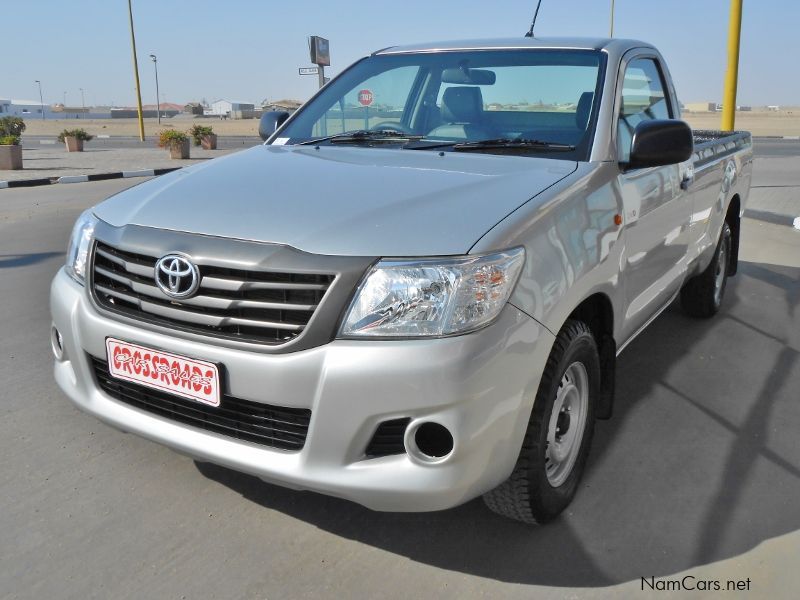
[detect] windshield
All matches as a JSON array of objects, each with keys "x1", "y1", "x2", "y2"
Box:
[{"x1": 275, "y1": 49, "x2": 604, "y2": 160}]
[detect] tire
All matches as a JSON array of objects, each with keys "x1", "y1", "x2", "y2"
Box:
[
  {"x1": 483, "y1": 320, "x2": 600, "y2": 525},
  {"x1": 680, "y1": 221, "x2": 732, "y2": 318}
]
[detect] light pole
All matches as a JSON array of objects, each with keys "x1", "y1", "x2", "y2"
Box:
[
  {"x1": 35, "y1": 80, "x2": 45, "y2": 120},
  {"x1": 127, "y1": 0, "x2": 146, "y2": 141},
  {"x1": 79, "y1": 87, "x2": 85, "y2": 119},
  {"x1": 63, "y1": 91, "x2": 67, "y2": 106},
  {"x1": 721, "y1": 0, "x2": 743, "y2": 131},
  {"x1": 149, "y1": 54, "x2": 161, "y2": 124},
  {"x1": 610, "y1": 0, "x2": 615, "y2": 37}
]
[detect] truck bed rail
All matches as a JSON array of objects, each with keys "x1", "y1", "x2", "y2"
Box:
[{"x1": 692, "y1": 130, "x2": 752, "y2": 169}]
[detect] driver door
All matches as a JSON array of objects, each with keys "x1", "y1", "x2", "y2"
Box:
[{"x1": 616, "y1": 55, "x2": 694, "y2": 342}]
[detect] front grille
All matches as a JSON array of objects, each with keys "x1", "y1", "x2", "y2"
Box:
[
  {"x1": 91, "y1": 241, "x2": 334, "y2": 345},
  {"x1": 365, "y1": 418, "x2": 410, "y2": 457},
  {"x1": 91, "y1": 356, "x2": 311, "y2": 451}
]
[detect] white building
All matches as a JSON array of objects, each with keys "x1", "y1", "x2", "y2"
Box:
[
  {"x1": 209, "y1": 100, "x2": 255, "y2": 117},
  {"x1": 0, "y1": 98, "x2": 53, "y2": 118}
]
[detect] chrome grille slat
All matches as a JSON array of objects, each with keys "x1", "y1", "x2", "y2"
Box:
[
  {"x1": 95, "y1": 265, "x2": 318, "y2": 311},
  {"x1": 202, "y1": 276, "x2": 329, "y2": 292},
  {"x1": 92, "y1": 241, "x2": 332, "y2": 345},
  {"x1": 95, "y1": 247, "x2": 155, "y2": 278},
  {"x1": 95, "y1": 284, "x2": 306, "y2": 331}
]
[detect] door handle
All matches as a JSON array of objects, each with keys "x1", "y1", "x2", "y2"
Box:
[{"x1": 680, "y1": 175, "x2": 694, "y2": 191}]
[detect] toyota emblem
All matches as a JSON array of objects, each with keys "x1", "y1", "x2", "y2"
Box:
[{"x1": 154, "y1": 254, "x2": 200, "y2": 299}]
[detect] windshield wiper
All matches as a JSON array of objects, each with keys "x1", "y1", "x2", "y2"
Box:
[
  {"x1": 452, "y1": 138, "x2": 575, "y2": 152},
  {"x1": 297, "y1": 130, "x2": 423, "y2": 145}
]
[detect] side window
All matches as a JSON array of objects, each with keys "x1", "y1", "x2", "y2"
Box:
[{"x1": 617, "y1": 58, "x2": 671, "y2": 162}]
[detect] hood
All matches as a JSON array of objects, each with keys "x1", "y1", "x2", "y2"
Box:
[{"x1": 94, "y1": 145, "x2": 577, "y2": 256}]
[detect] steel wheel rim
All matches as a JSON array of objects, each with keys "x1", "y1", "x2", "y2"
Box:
[
  {"x1": 714, "y1": 237, "x2": 728, "y2": 304},
  {"x1": 545, "y1": 362, "x2": 589, "y2": 487}
]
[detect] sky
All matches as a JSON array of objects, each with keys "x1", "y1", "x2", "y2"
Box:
[{"x1": 4, "y1": 0, "x2": 799, "y2": 107}]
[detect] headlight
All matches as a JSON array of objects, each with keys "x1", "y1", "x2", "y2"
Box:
[
  {"x1": 65, "y1": 210, "x2": 98, "y2": 284},
  {"x1": 340, "y1": 247, "x2": 525, "y2": 338}
]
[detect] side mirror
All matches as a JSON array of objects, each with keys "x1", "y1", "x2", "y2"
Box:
[
  {"x1": 627, "y1": 119, "x2": 693, "y2": 169},
  {"x1": 259, "y1": 111, "x2": 290, "y2": 141}
]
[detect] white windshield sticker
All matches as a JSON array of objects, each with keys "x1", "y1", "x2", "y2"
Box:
[{"x1": 272, "y1": 138, "x2": 289, "y2": 146}]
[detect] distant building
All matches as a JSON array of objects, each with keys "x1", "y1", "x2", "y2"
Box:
[
  {"x1": 51, "y1": 104, "x2": 90, "y2": 117},
  {"x1": 0, "y1": 98, "x2": 52, "y2": 117},
  {"x1": 683, "y1": 102, "x2": 718, "y2": 112},
  {"x1": 261, "y1": 99, "x2": 302, "y2": 113},
  {"x1": 767, "y1": 105, "x2": 780, "y2": 111},
  {"x1": 209, "y1": 100, "x2": 255, "y2": 118},
  {"x1": 184, "y1": 102, "x2": 204, "y2": 115},
  {"x1": 107, "y1": 103, "x2": 180, "y2": 119}
]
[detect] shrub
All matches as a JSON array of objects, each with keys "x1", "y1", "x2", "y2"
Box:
[
  {"x1": 0, "y1": 134, "x2": 20, "y2": 146},
  {"x1": 58, "y1": 128, "x2": 94, "y2": 142},
  {"x1": 157, "y1": 129, "x2": 189, "y2": 148},
  {"x1": 0, "y1": 116, "x2": 25, "y2": 138},
  {"x1": 188, "y1": 124, "x2": 214, "y2": 146}
]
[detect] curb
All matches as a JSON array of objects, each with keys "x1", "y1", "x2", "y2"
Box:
[
  {"x1": 0, "y1": 167, "x2": 180, "y2": 189},
  {"x1": 744, "y1": 208, "x2": 800, "y2": 229}
]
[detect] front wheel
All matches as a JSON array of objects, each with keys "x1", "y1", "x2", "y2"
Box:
[
  {"x1": 483, "y1": 320, "x2": 600, "y2": 524},
  {"x1": 680, "y1": 221, "x2": 732, "y2": 318}
]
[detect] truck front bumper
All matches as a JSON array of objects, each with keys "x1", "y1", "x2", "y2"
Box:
[{"x1": 51, "y1": 268, "x2": 554, "y2": 512}]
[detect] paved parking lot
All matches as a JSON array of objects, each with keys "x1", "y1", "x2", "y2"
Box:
[{"x1": 1, "y1": 170, "x2": 799, "y2": 598}]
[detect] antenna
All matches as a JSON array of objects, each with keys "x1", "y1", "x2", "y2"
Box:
[{"x1": 525, "y1": 0, "x2": 543, "y2": 38}]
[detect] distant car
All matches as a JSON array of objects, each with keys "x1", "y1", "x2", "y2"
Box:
[{"x1": 52, "y1": 37, "x2": 752, "y2": 524}]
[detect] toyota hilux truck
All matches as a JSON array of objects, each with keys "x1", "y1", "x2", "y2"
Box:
[{"x1": 51, "y1": 37, "x2": 752, "y2": 524}]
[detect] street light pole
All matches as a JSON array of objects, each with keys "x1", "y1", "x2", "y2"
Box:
[
  {"x1": 610, "y1": 0, "x2": 615, "y2": 37},
  {"x1": 79, "y1": 88, "x2": 85, "y2": 119},
  {"x1": 127, "y1": 0, "x2": 146, "y2": 141},
  {"x1": 721, "y1": 0, "x2": 743, "y2": 131},
  {"x1": 149, "y1": 54, "x2": 161, "y2": 124},
  {"x1": 35, "y1": 80, "x2": 45, "y2": 120},
  {"x1": 63, "y1": 91, "x2": 67, "y2": 106}
]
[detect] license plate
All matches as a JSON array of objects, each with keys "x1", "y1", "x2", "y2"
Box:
[{"x1": 105, "y1": 338, "x2": 221, "y2": 407}]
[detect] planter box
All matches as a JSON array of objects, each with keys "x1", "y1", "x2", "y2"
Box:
[
  {"x1": 200, "y1": 133, "x2": 218, "y2": 150},
  {"x1": 0, "y1": 144, "x2": 23, "y2": 170},
  {"x1": 64, "y1": 136, "x2": 84, "y2": 152},
  {"x1": 169, "y1": 139, "x2": 190, "y2": 159}
]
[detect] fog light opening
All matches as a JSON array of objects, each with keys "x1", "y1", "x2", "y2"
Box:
[
  {"x1": 51, "y1": 326, "x2": 64, "y2": 361},
  {"x1": 412, "y1": 422, "x2": 454, "y2": 461}
]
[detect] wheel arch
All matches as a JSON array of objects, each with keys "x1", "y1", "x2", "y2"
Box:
[
  {"x1": 564, "y1": 292, "x2": 616, "y2": 420},
  {"x1": 725, "y1": 193, "x2": 741, "y2": 276}
]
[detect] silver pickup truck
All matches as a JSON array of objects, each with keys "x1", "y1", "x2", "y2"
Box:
[{"x1": 51, "y1": 37, "x2": 752, "y2": 524}]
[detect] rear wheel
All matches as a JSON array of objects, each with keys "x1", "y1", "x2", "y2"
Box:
[
  {"x1": 483, "y1": 320, "x2": 599, "y2": 524},
  {"x1": 681, "y1": 221, "x2": 732, "y2": 318}
]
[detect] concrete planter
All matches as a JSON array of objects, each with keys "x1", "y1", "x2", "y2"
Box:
[
  {"x1": 169, "y1": 139, "x2": 190, "y2": 159},
  {"x1": 64, "y1": 136, "x2": 84, "y2": 152},
  {"x1": 200, "y1": 133, "x2": 218, "y2": 150},
  {"x1": 0, "y1": 144, "x2": 23, "y2": 170}
]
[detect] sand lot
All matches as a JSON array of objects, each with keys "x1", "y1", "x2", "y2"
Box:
[
  {"x1": 22, "y1": 116, "x2": 262, "y2": 138},
  {"x1": 683, "y1": 111, "x2": 800, "y2": 136},
  {"x1": 17, "y1": 111, "x2": 800, "y2": 138}
]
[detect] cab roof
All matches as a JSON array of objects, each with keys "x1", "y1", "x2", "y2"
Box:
[{"x1": 374, "y1": 37, "x2": 653, "y2": 55}]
